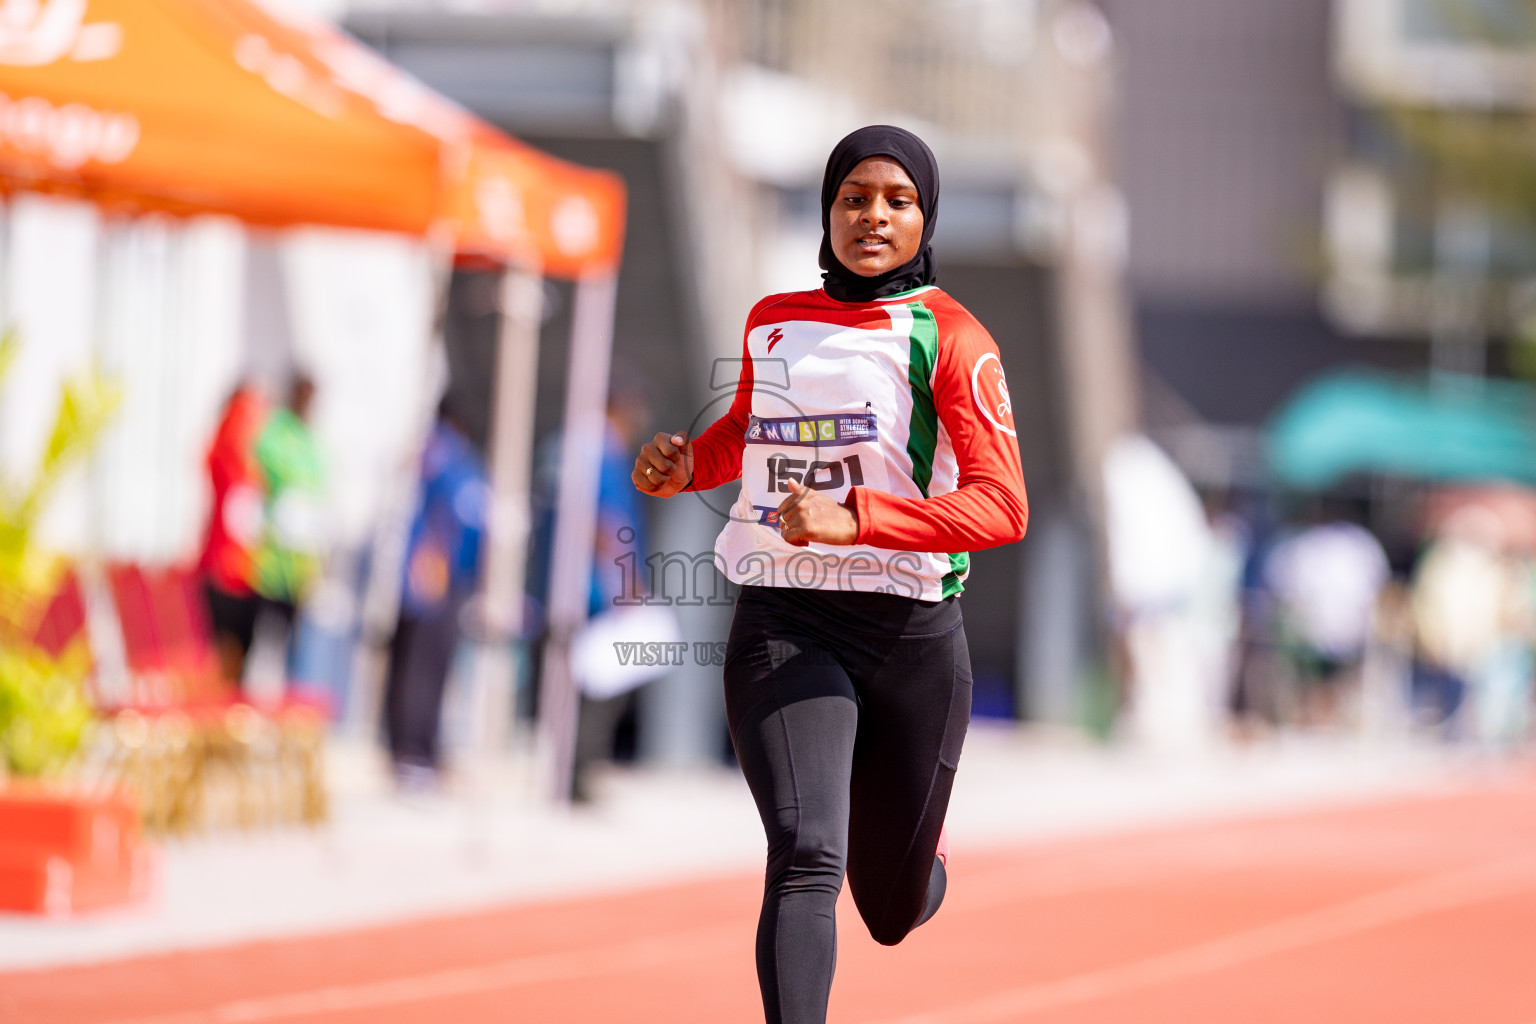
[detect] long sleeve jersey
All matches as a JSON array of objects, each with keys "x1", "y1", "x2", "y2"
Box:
[{"x1": 688, "y1": 285, "x2": 1029, "y2": 600}]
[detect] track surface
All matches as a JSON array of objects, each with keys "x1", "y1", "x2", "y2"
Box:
[{"x1": 5, "y1": 772, "x2": 1535, "y2": 1024}]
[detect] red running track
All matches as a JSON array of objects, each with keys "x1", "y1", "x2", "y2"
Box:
[{"x1": 5, "y1": 770, "x2": 1536, "y2": 1024}]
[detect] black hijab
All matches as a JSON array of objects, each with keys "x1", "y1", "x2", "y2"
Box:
[{"x1": 818, "y1": 125, "x2": 940, "y2": 303}]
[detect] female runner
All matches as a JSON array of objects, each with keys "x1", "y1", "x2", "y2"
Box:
[{"x1": 632, "y1": 125, "x2": 1028, "y2": 1024}]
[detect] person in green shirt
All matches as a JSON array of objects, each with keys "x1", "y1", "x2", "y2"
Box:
[{"x1": 248, "y1": 375, "x2": 327, "y2": 663}]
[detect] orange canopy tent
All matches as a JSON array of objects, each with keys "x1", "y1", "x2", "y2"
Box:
[
  {"x1": 446, "y1": 123, "x2": 627, "y2": 278},
  {"x1": 0, "y1": 0, "x2": 623, "y2": 804},
  {"x1": 0, "y1": 0, "x2": 624, "y2": 275}
]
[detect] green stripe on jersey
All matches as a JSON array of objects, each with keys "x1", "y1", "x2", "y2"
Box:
[
  {"x1": 905, "y1": 302, "x2": 940, "y2": 497},
  {"x1": 907, "y1": 301, "x2": 964, "y2": 598},
  {"x1": 941, "y1": 552, "x2": 970, "y2": 598}
]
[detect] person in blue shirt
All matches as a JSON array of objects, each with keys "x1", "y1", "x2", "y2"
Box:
[
  {"x1": 383, "y1": 400, "x2": 489, "y2": 788},
  {"x1": 528, "y1": 388, "x2": 649, "y2": 622},
  {"x1": 527, "y1": 382, "x2": 650, "y2": 801}
]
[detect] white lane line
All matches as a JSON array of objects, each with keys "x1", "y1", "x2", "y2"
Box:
[
  {"x1": 97, "y1": 922, "x2": 741, "y2": 1024},
  {"x1": 946, "y1": 826, "x2": 1380, "y2": 917},
  {"x1": 947, "y1": 816, "x2": 1423, "y2": 916},
  {"x1": 877, "y1": 855, "x2": 1536, "y2": 1024}
]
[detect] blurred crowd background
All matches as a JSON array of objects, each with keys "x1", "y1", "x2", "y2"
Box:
[{"x1": 5, "y1": 0, "x2": 1536, "y2": 853}]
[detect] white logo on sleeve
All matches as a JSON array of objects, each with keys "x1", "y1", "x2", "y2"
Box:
[{"x1": 971, "y1": 352, "x2": 1016, "y2": 436}]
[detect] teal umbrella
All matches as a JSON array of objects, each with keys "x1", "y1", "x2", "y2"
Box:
[{"x1": 1267, "y1": 370, "x2": 1536, "y2": 489}]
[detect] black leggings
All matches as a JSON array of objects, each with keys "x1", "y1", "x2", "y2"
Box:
[
  {"x1": 724, "y1": 585, "x2": 972, "y2": 1024},
  {"x1": 383, "y1": 593, "x2": 469, "y2": 769}
]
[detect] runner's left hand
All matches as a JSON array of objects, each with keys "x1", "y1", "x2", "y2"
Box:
[{"x1": 777, "y1": 479, "x2": 858, "y2": 546}]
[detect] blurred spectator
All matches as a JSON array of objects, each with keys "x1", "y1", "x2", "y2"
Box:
[
  {"x1": 383, "y1": 400, "x2": 487, "y2": 789},
  {"x1": 1103, "y1": 435, "x2": 1239, "y2": 751},
  {"x1": 1229, "y1": 493, "x2": 1288, "y2": 736},
  {"x1": 1358, "y1": 580, "x2": 1417, "y2": 742},
  {"x1": 1264, "y1": 515, "x2": 1390, "y2": 728},
  {"x1": 1472, "y1": 551, "x2": 1535, "y2": 749},
  {"x1": 248, "y1": 374, "x2": 327, "y2": 672},
  {"x1": 529, "y1": 381, "x2": 651, "y2": 802},
  {"x1": 574, "y1": 385, "x2": 654, "y2": 802},
  {"x1": 1410, "y1": 508, "x2": 1531, "y2": 740},
  {"x1": 197, "y1": 385, "x2": 269, "y2": 684}
]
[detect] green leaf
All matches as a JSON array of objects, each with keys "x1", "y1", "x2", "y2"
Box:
[
  {"x1": 0, "y1": 645, "x2": 94, "y2": 777},
  {"x1": 0, "y1": 326, "x2": 17, "y2": 385}
]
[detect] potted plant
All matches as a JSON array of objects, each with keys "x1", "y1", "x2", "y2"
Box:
[{"x1": 0, "y1": 329, "x2": 146, "y2": 915}]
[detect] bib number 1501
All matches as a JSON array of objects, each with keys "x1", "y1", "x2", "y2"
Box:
[{"x1": 767, "y1": 454, "x2": 864, "y2": 493}]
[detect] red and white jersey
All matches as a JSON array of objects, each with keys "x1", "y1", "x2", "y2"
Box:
[{"x1": 688, "y1": 285, "x2": 1029, "y2": 600}]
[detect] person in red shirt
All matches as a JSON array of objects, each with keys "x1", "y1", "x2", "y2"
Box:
[
  {"x1": 197, "y1": 385, "x2": 268, "y2": 684},
  {"x1": 633, "y1": 126, "x2": 1028, "y2": 1024}
]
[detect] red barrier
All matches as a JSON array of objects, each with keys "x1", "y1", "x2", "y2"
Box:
[{"x1": 0, "y1": 783, "x2": 153, "y2": 916}]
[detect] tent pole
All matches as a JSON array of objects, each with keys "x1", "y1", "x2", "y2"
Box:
[
  {"x1": 537, "y1": 271, "x2": 618, "y2": 806},
  {"x1": 467, "y1": 265, "x2": 543, "y2": 803}
]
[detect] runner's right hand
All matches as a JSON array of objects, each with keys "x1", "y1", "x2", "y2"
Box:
[{"x1": 633, "y1": 431, "x2": 693, "y2": 497}]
